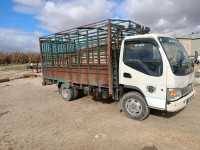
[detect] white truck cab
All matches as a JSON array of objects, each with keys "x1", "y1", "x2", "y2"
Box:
[{"x1": 119, "y1": 34, "x2": 195, "y2": 120}]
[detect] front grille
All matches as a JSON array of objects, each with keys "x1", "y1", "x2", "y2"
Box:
[{"x1": 181, "y1": 84, "x2": 192, "y2": 97}]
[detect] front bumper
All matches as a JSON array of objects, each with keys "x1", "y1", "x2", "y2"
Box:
[{"x1": 167, "y1": 90, "x2": 195, "y2": 112}]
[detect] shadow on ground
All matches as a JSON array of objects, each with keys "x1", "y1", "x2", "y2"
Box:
[
  {"x1": 91, "y1": 96, "x2": 115, "y2": 104},
  {"x1": 149, "y1": 108, "x2": 185, "y2": 118},
  {"x1": 141, "y1": 146, "x2": 157, "y2": 150}
]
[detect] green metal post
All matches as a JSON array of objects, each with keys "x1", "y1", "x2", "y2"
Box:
[
  {"x1": 77, "y1": 30, "x2": 82, "y2": 88},
  {"x1": 68, "y1": 35, "x2": 73, "y2": 84},
  {"x1": 86, "y1": 30, "x2": 90, "y2": 88},
  {"x1": 97, "y1": 28, "x2": 100, "y2": 91},
  {"x1": 107, "y1": 19, "x2": 112, "y2": 94}
]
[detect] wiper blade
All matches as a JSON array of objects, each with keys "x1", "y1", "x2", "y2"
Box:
[
  {"x1": 171, "y1": 63, "x2": 181, "y2": 68},
  {"x1": 182, "y1": 62, "x2": 191, "y2": 67},
  {"x1": 171, "y1": 63, "x2": 181, "y2": 73}
]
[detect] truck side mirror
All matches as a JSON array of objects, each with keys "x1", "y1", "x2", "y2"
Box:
[
  {"x1": 194, "y1": 50, "x2": 200, "y2": 65},
  {"x1": 195, "y1": 50, "x2": 198, "y2": 60},
  {"x1": 192, "y1": 61, "x2": 194, "y2": 68}
]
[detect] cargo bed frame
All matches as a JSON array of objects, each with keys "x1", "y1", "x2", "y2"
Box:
[{"x1": 39, "y1": 19, "x2": 149, "y2": 100}]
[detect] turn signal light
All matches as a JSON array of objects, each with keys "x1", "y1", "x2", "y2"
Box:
[
  {"x1": 170, "y1": 90, "x2": 175, "y2": 96},
  {"x1": 167, "y1": 88, "x2": 182, "y2": 101}
]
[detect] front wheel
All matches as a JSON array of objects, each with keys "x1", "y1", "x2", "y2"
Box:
[{"x1": 121, "y1": 92, "x2": 150, "y2": 120}]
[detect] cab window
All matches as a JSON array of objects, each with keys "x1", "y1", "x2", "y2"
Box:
[{"x1": 123, "y1": 39, "x2": 163, "y2": 76}]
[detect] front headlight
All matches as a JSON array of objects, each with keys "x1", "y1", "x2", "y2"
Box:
[{"x1": 167, "y1": 88, "x2": 182, "y2": 101}]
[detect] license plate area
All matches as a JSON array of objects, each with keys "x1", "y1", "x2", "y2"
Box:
[{"x1": 187, "y1": 95, "x2": 194, "y2": 104}]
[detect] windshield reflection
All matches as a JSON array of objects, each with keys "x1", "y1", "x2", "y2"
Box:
[{"x1": 158, "y1": 37, "x2": 191, "y2": 67}]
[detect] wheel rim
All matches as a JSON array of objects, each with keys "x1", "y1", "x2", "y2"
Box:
[
  {"x1": 125, "y1": 99, "x2": 142, "y2": 116},
  {"x1": 61, "y1": 86, "x2": 68, "y2": 98}
]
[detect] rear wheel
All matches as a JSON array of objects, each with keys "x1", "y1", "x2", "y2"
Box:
[
  {"x1": 73, "y1": 87, "x2": 79, "y2": 99},
  {"x1": 121, "y1": 92, "x2": 150, "y2": 120},
  {"x1": 60, "y1": 84, "x2": 74, "y2": 101}
]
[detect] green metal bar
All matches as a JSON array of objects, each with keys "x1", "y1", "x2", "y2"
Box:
[
  {"x1": 54, "y1": 36, "x2": 59, "y2": 83},
  {"x1": 105, "y1": 38, "x2": 108, "y2": 64},
  {"x1": 68, "y1": 35, "x2": 73, "y2": 84},
  {"x1": 97, "y1": 28, "x2": 100, "y2": 91},
  {"x1": 77, "y1": 30, "x2": 79, "y2": 51},
  {"x1": 107, "y1": 19, "x2": 112, "y2": 94},
  {"x1": 47, "y1": 39, "x2": 51, "y2": 78},
  {"x1": 86, "y1": 30, "x2": 90, "y2": 88},
  {"x1": 61, "y1": 37, "x2": 66, "y2": 80},
  {"x1": 77, "y1": 30, "x2": 82, "y2": 88}
]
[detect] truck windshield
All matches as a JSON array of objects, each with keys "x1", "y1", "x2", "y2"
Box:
[
  {"x1": 158, "y1": 37, "x2": 193, "y2": 76},
  {"x1": 158, "y1": 37, "x2": 190, "y2": 66}
]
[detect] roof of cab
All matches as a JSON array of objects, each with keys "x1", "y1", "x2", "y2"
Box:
[{"x1": 124, "y1": 33, "x2": 175, "y2": 40}]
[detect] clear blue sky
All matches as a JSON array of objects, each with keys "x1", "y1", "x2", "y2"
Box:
[{"x1": 0, "y1": 0, "x2": 49, "y2": 34}]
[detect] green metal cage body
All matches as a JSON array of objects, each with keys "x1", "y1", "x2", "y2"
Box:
[{"x1": 39, "y1": 19, "x2": 150, "y2": 95}]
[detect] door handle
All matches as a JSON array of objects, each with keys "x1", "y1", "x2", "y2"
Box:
[{"x1": 123, "y1": 72, "x2": 132, "y2": 78}]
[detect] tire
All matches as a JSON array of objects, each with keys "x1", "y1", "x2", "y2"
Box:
[
  {"x1": 60, "y1": 84, "x2": 74, "y2": 101},
  {"x1": 73, "y1": 87, "x2": 79, "y2": 99},
  {"x1": 121, "y1": 92, "x2": 150, "y2": 121}
]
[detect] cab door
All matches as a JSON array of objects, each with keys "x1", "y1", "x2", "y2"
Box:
[{"x1": 119, "y1": 38, "x2": 167, "y2": 110}]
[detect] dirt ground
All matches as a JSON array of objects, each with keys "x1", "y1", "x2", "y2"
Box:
[{"x1": 0, "y1": 65, "x2": 200, "y2": 150}]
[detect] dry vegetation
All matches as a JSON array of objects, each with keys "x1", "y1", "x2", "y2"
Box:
[{"x1": 0, "y1": 51, "x2": 40, "y2": 65}]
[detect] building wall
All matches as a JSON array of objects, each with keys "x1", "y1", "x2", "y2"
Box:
[
  {"x1": 177, "y1": 33, "x2": 200, "y2": 56},
  {"x1": 192, "y1": 39, "x2": 200, "y2": 56},
  {"x1": 177, "y1": 39, "x2": 192, "y2": 56}
]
